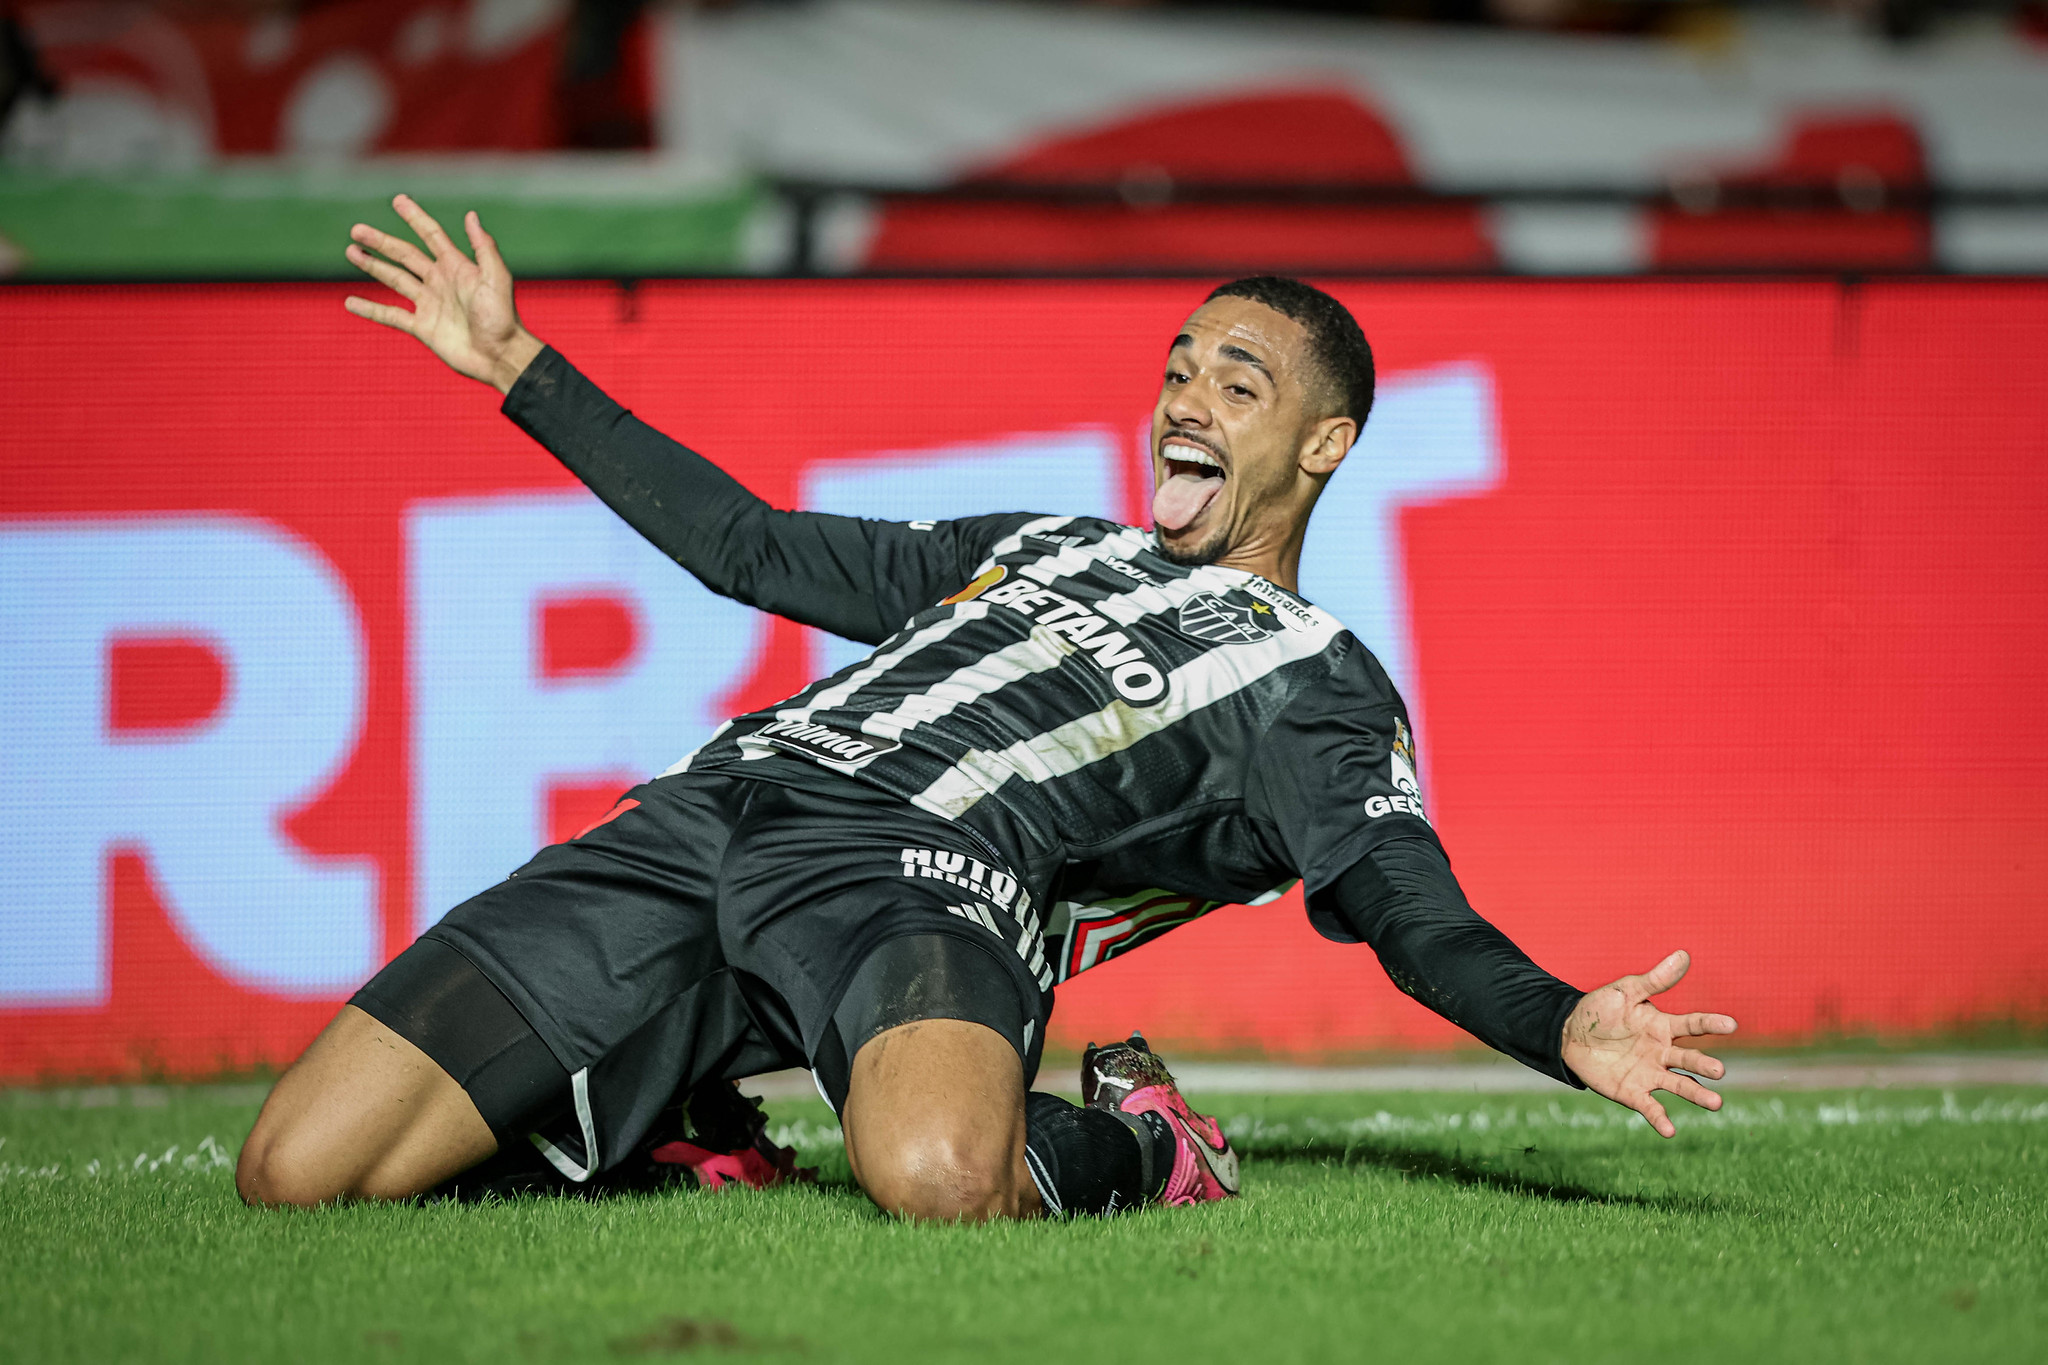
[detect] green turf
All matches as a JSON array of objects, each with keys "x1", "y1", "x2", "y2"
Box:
[{"x1": 2, "y1": 1085, "x2": 2042, "y2": 1363}]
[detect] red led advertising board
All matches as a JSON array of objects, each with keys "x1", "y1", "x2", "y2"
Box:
[{"x1": 2, "y1": 279, "x2": 2044, "y2": 1079}]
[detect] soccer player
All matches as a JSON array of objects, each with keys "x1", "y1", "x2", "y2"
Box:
[{"x1": 237, "y1": 196, "x2": 1738, "y2": 1220}]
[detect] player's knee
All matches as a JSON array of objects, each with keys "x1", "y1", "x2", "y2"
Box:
[
  {"x1": 235, "y1": 1135, "x2": 312, "y2": 1208},
  {"x1": 235, "y1": 1113, "x2": 344, "y2": 1208},
  {"x1": 862, "y1": 1123, "x2": 1022, "y2": 1222}
]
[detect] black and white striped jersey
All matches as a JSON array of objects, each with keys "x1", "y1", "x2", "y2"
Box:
[
  {"x1": 506, "y1": 348, "x2": 1584, "y2": 1082},
  {"x1": 663, "y1": 511, "x2": 1435, "y2": 990}
]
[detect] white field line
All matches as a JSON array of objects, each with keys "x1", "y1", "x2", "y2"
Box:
[
  {"x1": 4, "y1": 1057, "x2": 2040, "y2": 1111},
  {"x1": 734, "y1": 1053, "x2": 2048, "y2": 1101},
  {"x1": 2, "y1": 1084, "x2": 271, "y2": 1109},
  {"x1": 1177, "y1": 1053, "x2": 2048, "y2": 1095},
  {"x1": 770, "y1": 1093, "x2": 2048, "y2": 1154},
  {"x1": 1220, "y1": 1093, "x2": 2048, "y2": 1147},
  {"x1": 764, "y1": 1095, "x2": 2048, "y2": 1155},
  {"x1": 4, "y1": 1057, "x2": 2043, "y2": 1181},
  {"x1": 0, "y1": 1133, "x2": 235, "y2": 1183},
  {"x1": 6, "y1": 1094, "x2": 2047, "y2": 1183}
]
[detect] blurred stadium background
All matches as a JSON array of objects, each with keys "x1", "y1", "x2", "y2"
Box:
[{"x1": 2, "y1": 0, "x2": 2044, "y2": 1081}]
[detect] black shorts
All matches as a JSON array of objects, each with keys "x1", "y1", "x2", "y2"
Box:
[{"x1": 351, "y1": 759, "x2": 1050, "y2": 1178}]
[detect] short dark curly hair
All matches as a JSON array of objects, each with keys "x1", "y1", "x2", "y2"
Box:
[{"x1": 1205, "y1": 276, "x2": 1375, "y2": 427}]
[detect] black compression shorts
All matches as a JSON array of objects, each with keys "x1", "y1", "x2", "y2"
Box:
[{"x1": 349, "y1": 759, "x2": 1049, "y2": 1177}]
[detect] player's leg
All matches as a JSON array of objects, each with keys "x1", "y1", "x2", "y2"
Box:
[
  {"x1": 238, "y1": 932, "x2": 571, "y2": 1206},
  {"x1": 841, "y1": 1015, "x2": 1037, "y2": 1221},
  {"x1": 838, "y1": 1021, "x2": 1222, "y2": 1222},
  {"x1": 799, "y1": 931, "x2": 1040, "y2": 1220},
  {"x1": 824, "y1": 937, "x2": 1186, "y2": 1220},
  {"x1": 722, "y1": 777, "x2": 1164, "y2": 1222},
  {"x1": 237, "y1": 1002, "x2": 503, "y2": 1206},
  {"x1": 242, "y1": 773, "x2": 763, "y2": 1207},
  {"x1": 811, "y1": 931, "x2": 1152, "y2": 1221}
]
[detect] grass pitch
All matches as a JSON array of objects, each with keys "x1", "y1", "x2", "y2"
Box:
[{"x1": 4, "y1": 1084, "x2": 2043, "y2": 1364}]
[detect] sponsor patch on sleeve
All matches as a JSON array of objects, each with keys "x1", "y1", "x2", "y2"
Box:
[{"x1": 1366, "y1": 717, "x2": 1429, "y2": 822}]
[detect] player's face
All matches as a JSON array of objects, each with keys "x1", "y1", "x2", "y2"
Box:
[{"x1": 1149, "y1": 297, "x2": 1325, "y2": 568}]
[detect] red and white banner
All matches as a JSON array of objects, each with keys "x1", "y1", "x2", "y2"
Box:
[
  {"x1": 9, "y1": 0, "x2": 643, "y2": 161},
  {"x1": 3, "y1": 278, "x2": 2045, "y2": 1079},
  {"x1": 666, "y1": 0, "x2": 2048, "y2": 272}
]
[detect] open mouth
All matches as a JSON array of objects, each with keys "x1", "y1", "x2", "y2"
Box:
[{"x1": 1154, "y1": 439, "x2": 1227, "y2": 533}]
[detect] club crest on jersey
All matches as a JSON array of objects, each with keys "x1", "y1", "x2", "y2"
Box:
[
  {"x1": 1178, "y1": 591, "x2": 1285, "y2": 645},
  {"x1": 747, "y1": 719, "x2": 901, "y2": 770}
]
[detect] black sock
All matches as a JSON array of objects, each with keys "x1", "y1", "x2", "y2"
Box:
[{"x1": 1023, "y1": 1092, "x2": 1174, "y2": 1216}]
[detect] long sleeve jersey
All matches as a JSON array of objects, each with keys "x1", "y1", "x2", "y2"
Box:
[{"x1": 504, "y1": 347, "x2": 1585, "y2": 1084}]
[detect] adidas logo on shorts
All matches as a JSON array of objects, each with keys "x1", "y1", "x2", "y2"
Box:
[{"x1": 939, "y1": 900, "x2": 1053, "y2": 991}]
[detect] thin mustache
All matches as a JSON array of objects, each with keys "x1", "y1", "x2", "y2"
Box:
[{"x1": 1158, "y1": 429, "x2": 1227, "y2": 464}]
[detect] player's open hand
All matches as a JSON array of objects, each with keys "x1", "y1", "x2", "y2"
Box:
[
  {"x1": 344, "y1": 195, "x2": 544, "y2": 394},
  {"x1": 1560, "y1": 949, "x2": 1737, "y2": 1138}
]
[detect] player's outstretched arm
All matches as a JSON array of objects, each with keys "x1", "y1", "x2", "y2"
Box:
[
  {"x1": 1266, "y1": 672, "x2": 1739, "y2": 1139},
  {"x1": 1311, "y1": 840, "x2": 1737, "y2": 1139},
  {"x1": 341, "y1": 195, "x2": 1000, "y2": 643},
  {"x1": 344, "y1": 195, "x2": 544, "y2": 394},
  {"x1": 1560, "y1": 949, "x2": 1737, "y2": 1138}
]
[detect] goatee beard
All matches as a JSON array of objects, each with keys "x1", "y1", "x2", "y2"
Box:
[{"x1": 1154, "y1": 529, "x2": 1226, "y2": 567}]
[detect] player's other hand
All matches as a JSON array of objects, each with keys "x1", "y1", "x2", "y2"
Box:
[
  {"x1": 343, "y1": 195, "x2": 544, "y2": 394},
  {"x1": 1560, "y1": 949, "x2": 1737, "y2": 1138}
]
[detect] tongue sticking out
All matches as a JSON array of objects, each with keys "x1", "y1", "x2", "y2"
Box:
[{"x1": 1153, "y1": 472, "x2": 1223, "y2": 533}]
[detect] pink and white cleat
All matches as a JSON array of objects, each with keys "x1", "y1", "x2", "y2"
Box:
[
  {"x1": 1082, "y1": 1033, "x2": 1240, "y2": 1206},
  {"x1": 635, "y1": 1079, "x2": 815, "y2": 1192}
]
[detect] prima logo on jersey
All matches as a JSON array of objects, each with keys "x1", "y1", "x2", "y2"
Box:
[
  {"x1": 978, "y1": 577, "x2": 1169, "y2": 704},
  {"x1": 900, "y1": 845, "x2": 1021, "y2": 910},
  {"x1": 1178, "y1": 591, "x2": 1285, "y2": 645},
  {"x1": 750, "y1": 719, "x2": 901, "y2": 769}
]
